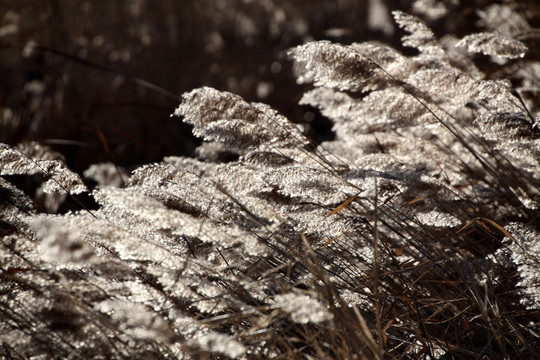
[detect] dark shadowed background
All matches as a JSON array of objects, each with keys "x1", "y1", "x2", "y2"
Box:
[{"x1": 1, "y1": 0, "x2": 539, "y2": 173}]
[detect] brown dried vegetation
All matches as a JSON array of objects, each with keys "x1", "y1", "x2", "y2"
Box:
[{"x1": 1, "y1": 1, "x2": 540, "y2": 359}]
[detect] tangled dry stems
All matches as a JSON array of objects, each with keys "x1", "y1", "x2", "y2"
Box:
[{"x1": 1, "y1": 2, "x2": 540, "y2": 360}]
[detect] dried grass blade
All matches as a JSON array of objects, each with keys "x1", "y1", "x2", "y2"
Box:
[{"x1": 327, "y1": 192, "x2": 360, "y2": 217}]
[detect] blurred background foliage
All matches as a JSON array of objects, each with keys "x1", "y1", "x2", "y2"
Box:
[{"x1": 1, "y1": 0, "x2": 539, "y2": 173}]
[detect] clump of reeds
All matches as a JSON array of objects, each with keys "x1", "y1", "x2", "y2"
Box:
[{"x1": 1, "y1": 2, "x2": 539, "y2": 359}]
